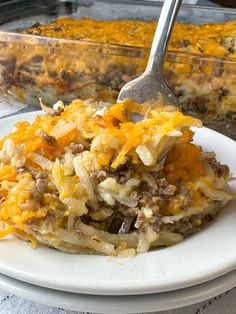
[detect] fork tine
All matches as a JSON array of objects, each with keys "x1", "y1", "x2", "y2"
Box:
[{"x1": 117, "y1": 0, "x2": 182, "y2": 108}]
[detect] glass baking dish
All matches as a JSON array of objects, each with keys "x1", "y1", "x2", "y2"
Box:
[{"x1": 0, "y1": 0, "x2": 236, "y2": 139}]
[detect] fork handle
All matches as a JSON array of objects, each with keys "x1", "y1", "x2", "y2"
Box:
[{"x1": 145, "y1": 0, "x2": 183, "y2": 78}]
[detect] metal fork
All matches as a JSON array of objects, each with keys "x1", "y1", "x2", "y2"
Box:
[{"x1": 117, "y1": 0, "x2": 182, "y2": 106}]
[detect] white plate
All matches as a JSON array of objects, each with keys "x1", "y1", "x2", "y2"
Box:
[
  {"x1": 0, "y1": 111, "x2": 236, "y2": 295},
  {"x1": 1, "y1": 268, "x2": 236, "y2": 313}
]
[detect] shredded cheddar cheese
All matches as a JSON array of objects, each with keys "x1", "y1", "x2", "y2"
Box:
[{"x1": 25, "y1": 17, "x2": 236, "y2": 58}]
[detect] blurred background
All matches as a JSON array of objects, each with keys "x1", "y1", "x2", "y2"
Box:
[
  {"x1": 152, "y1": 0, "x2": 235, "y2": 6},
  {"x1": 199, "y1": 0, "x2": 235, "y2": 6}
]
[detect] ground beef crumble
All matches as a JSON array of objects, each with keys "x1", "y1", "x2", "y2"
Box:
[
  {"x1": 42, "y1": 133, "x2": 57, "y2": 146},
  {"x1": 68, "y1": 143, "x2": 85, "y2": 154},
  {"x1": 206, "y1": 155, "x2": 230, "y2": 177}
]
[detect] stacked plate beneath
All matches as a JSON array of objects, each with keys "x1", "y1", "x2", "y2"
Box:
[
  {"x1": 0, "y1": 269, "x2": 235, "y2": 313},
  {"x1": 0, "y1": 112, "x2": 236, "y2": 313}
]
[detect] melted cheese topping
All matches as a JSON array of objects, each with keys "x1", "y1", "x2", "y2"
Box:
[
  {"x1": 25, "y1": 17, "x2": 236, "y2": 58},
  {"x1": 0, "y1": 99, "x2": 201, "y2": 169}
]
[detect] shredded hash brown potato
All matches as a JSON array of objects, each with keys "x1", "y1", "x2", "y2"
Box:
[{"x1": 0, "y1": 99, "x2": 234, "y2": 256}]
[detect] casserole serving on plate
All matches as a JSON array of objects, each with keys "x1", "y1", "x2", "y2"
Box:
[{"x1": 0, "y1": 98, "x2": 234, "y2": 255}]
